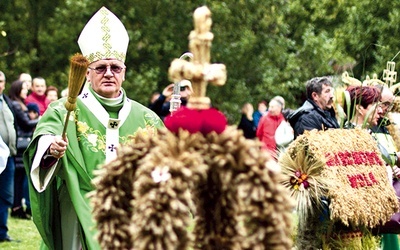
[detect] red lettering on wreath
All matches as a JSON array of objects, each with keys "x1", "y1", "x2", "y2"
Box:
[
  {"x1": 358, "y1": 174, "x2": 367, "y2": 187},
  {"x1": 325, "y1": 151, "x2": 383, "y2": 167},
  {"x1": 348, "y1": 175, "x2": 358, "y2": 188},
  {"x1": 347, "y1": 172, "x2": 378, "y2": 188},
  {"x1": 368, "y1": 172, "x2": 378, "y2": 185},
  {"x1": 362, "y1": 173, "x2": 372, "y2": 186}
]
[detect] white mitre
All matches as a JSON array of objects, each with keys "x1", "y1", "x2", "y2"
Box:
[{"x1": 78, "y1": 6, "x2": 129, "y2": 63}]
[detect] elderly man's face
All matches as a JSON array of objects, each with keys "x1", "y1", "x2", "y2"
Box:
[
  {"x1": 378, "y1": 88, "x2": 395, "y2": 117},
  {"x1": 268, "y1": 99, "x2": 282, "y2": 116},
  {"x1": 87, "y1": 59, "x2": 126, "y2": 98}
]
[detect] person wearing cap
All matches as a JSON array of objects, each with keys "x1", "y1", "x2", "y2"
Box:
[
  {"x1": 149, "y1": 79, "x2": 193, "y2": 120},
  {"x1": 27, "y1": 102, "x2": 40, "y2": 120},
  {"x1": 24, "y1": 7, "x2": 164, "y2": 250}
]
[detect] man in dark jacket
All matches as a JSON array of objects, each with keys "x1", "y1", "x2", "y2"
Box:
[{"x1": 288, "y1": 76, "x2": 339, "y2": 138}]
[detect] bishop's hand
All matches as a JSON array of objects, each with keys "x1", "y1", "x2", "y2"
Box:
[{"x1": 49, "y1": 135, "x2": 68, "y2": 159}]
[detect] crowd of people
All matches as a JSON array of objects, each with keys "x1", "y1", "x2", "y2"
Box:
[
  {"x1": 0, "y1": 70, "x2": 63, "y2": 243},
  {"x1": 236, "y1": 95, "x2": 294, "y2": 159},
  {"x1": 234, "y1": 77, "x2": 400, "y2": 249},
  {"x1": 0, "y1": 5, "x2": 399, "y2": 250}
]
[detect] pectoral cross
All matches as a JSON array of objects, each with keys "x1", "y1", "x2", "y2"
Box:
[{"x1": 168, "y1": 6, "x2": 227, "y2": 109}]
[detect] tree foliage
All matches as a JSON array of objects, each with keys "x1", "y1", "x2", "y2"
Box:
[{"x1": 1, "y1": 0, "x2": 400, "y2": 123}]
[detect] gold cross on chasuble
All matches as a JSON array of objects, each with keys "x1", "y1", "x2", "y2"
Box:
[{"x1": 108, "y1": 118, "x2": 120, "y2": 129}]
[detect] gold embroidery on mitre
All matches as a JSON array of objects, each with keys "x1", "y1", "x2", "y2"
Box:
[
  {"x1": 86, "y1": 51, "x2": 126, "y2": 63},
  {"x1": 78, "y1": 7, "x2": 129, "y2": 62},
  {"x1": 82, "y1": 7, "x2": 127, "y2": 63}
]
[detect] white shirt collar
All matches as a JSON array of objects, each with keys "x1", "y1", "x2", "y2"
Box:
[{"x1": 92, "y1": 89, "x2": 123, "y2": 106}]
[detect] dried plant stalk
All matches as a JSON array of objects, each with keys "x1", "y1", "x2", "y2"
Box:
[{"x1": 62, "y1": 53, "x2": 89, "y2": 139}]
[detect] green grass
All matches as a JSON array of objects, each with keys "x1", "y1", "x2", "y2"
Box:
[
  {"x1": 1, "y1": 215, "x2": 42, "y2": 249},
  {"x1": 2, "y1": 209, "x2": 393, "y2": 249}
]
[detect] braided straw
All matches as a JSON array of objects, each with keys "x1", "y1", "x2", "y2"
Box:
[
  {"x1": 132, "y1": 129, "x2": 208, "y2": 250},
  {"x1": 281, "y1": 129, "x2": 398, "y2": 249},
  {"x1": 90, "y1": 130, "x2": 155, "y2": 249},
  {"x1": 201, "y1": 127, "x2": 293, "y2": 250},
  {"x1": 90, "y1": 127, "x2": 294, "y2": 249}
]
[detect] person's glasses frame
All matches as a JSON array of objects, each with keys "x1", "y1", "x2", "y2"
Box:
[
  {"x1": 88, "y1": 65, "x2": 125, "y2": 74},
  {"x1": 378, "y1": 101, "x2": 394, "y2": 111}
]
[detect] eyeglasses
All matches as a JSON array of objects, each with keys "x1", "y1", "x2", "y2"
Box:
[
  {"x1": 378, "y1": 101, "x2": 394, "y2": 111},
  {"x1": 88, "y1": 65, "x2": 125, "y2": 74}
]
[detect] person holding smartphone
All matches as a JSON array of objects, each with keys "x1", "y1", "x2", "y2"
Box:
[{"x1": 149, "y1": 80, "x2": 193, "y2": 120}]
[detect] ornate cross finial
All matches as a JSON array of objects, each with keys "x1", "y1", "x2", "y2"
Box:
[
  {"x1": 168, "y1": 6, "x2": 227, "y2": 110},
  {"x1": 383, "y1": 61, "x2": 397, "y2": 87}
]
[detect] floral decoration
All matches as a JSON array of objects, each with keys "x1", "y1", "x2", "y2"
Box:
[
  {"x1": 151, "y1": 166, "x2": 172, "y2": 183},
  {"x1": 290, "y1": 170, "x2": 310, "y2": 191}
]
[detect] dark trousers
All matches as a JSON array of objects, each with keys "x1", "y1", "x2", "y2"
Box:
[
  {"x1": 13, "y1": 167, "x2": 29, "y2": 209},
  {"x1": 0, "y1": 157, "x2": 15, "y2": 239}
]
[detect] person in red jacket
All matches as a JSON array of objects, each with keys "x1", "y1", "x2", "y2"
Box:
[
  {"x1": 256, "y1": 96, "x2": 285, "y2": 157},
  {"x1": 24, "y1": 77, "x2": 50, "y2": 116}
]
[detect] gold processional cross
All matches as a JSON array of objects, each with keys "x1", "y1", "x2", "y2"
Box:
[{"x1": 168, "y1": 6, "x2": 227, "y2": 110}]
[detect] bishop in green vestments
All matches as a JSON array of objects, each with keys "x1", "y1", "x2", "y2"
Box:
[{"x1": 24, "y1": 7, "x2": 164, "y2": 250}]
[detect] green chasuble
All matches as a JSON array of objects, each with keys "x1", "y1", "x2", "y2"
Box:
[{"x1": 24, "y1": 87, "x2": 164, "y2": 250}]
